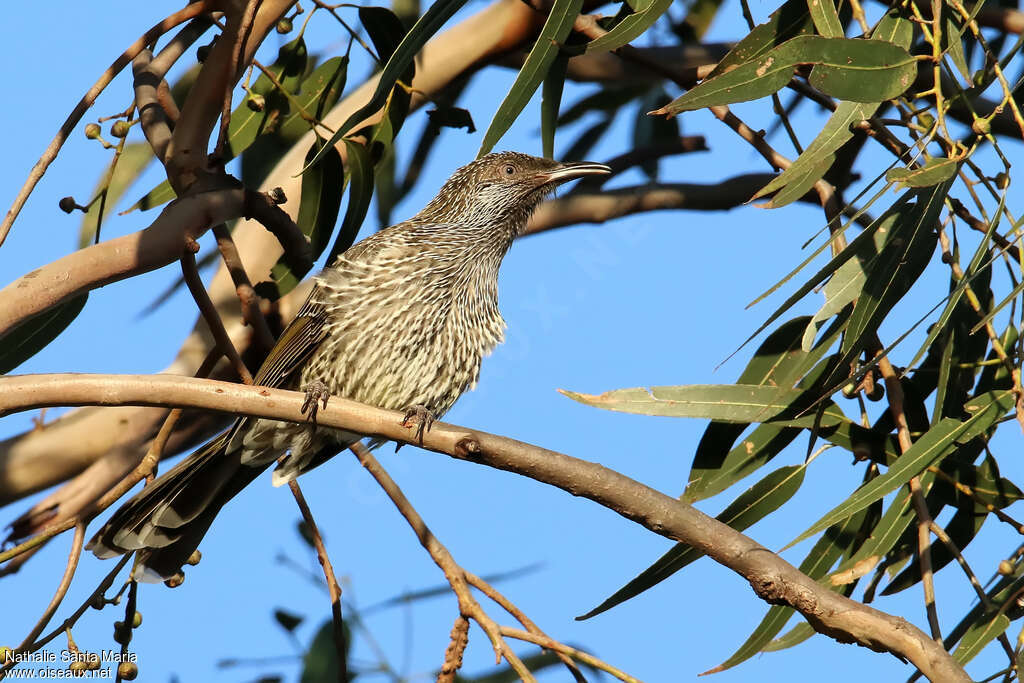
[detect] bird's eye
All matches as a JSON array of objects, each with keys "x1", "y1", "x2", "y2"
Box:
[{"x1": 504, "y1": 165, "x2": 516, "y2": 175}]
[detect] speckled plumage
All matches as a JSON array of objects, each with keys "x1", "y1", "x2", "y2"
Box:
[{"x1": 88, "y1": 152, "x2": 610, "y2": 577}]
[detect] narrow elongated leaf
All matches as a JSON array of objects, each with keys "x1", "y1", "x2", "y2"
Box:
[
  {"x1": 952, "y1": 614, "x2": 1010, "y2": 665},
  {"x1": 541, "y1": 52, "x2": 569, "y2": 159},
  {"x1": 789, "y1": 390, "x2": 1014, "y2": 548},
  {"x1": 0, "y1": 294, "x2": 88, "y2": 374},
  {"x1": 265, "y1": 140, "x2": 344, "y2": 299},
  {"x1": 657, "y1": 36, "x2": 916, "y2": 115},
  {"x1": 584, "y1": 0, "x2": 671, "y2": 53},
  {"x1": 763, "y1": 622, "x2": 815, "y2": 651},
  {"x1": 886, "y1": 157, "x2": 960, "y2": 188},
  {"x1": 305, "y1": 0, "x2": 469, "y2": 171},
  {"x1": 326, "y1": 140, "x2": 373, "y2": 265},
  {"x1": 79, "y1": 143, "x2": 153, "y2": 246},
  {"x1": 839, "y1": 181, "x2": 950, "y2": 367},
  {"x1": 708, "y1": 0, "x2": 814, "y2": 78},
  {"x1": 755, "y1": 101, "x2": 875, "y2": 207},
  {"x1": 800, "y1": 256, "x2": 863, "y2": 351},
  {"x1": 561, "y1": 384, "x2": 804, "y2": 422},
  {"x1": 578, "y1": 465, "x2": 805, "y2": 619},
  {"x1": 807, "y1": 0, "x2": 842, "y2": 37},
  {"x1": 478, "y1": 0, "x2": 582, "y2": 155},
  {"x1": 359, "y1": 6, "x2": 409, "y2": 66}
]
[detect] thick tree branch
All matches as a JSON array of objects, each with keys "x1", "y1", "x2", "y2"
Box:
[
  {"x1": 0, "y1": 188, "x2": 246, "y2": 338},
  {"x1": 0, "y1": 373, "x2": 972, "y2": 683}
]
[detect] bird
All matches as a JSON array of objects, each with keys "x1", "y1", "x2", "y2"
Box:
[{"x1": 87, "y1": 151, "x2": 611, "y2": 579}]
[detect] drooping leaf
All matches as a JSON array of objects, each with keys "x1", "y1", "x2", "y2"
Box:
[
  {"x1": 656, "y1": 36, "x2": 916, "y2": 116},
  {"x1": 952, "y1": 614, "x2": 1010, "y2": 665},
  {"x1": 788, "y1": 390, "x2": 1015, "y2": 548},
  {"x1": 478, "y1": 0, "x2": 583, "y2": 155},
  {"x1": 359, "y1": 6, "x2": 409, "y2": 68},
  {"x1": 754, "y1": 101, "x2": 876, "y2": 208},
  {"x1": 264, "y1": 139, "x2": 344, "y2": 300},
  {"x1": 807, "y1": 0, "x2": 843, "y2": 38},
  {"x1": 0, "y1": 294, "x2": 88, "y2": 374},
  {"x1": 578, "y1": 465, "x2": 805, "y2": 619},
  {"x1": 838, "y1": 181, "x2": 951, "y2": 369},
  {"x1": 326, "y1": 139, "x2": 373, "y2": 265},
  {"x1": 305, "y1": 0, "x2": 469, "y2": 170},
  {"x1": 541, "y1": 51, "x2": 569, "y2": 159},
  {"x1": 300, "y1": 619, "x2": 350, "y2": 683},
  {"x1": 585, "y1": 0, "x2": 672, "y2": 53}
]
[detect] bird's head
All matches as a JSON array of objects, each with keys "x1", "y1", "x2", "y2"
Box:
[{"x1": 415, "y1": 152, "x2": 611, "y2": 231}]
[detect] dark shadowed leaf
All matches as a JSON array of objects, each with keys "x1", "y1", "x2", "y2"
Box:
[
  {"x1": 300, "y1": 619, "x2": 350, "y2": 683},
  {"x1": 0, "y1": 294, "x2": 88, "y2": 374},
  {"x1": 273, "y1": 608, "x2": 304, "y2": 632},
  {"x1": 265, "y1": 139, "x2": 344, "y2": 300},
  {"x1": 326, "y1": 139, "x2": 373, "y2": 265},
  {"x1": 359, "y1": 6, "x2": 409, "y2": 67}
]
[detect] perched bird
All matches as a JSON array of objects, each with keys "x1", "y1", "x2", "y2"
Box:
[{"x1": 88, "y1": 152, "x2": 611, "y2": 578}]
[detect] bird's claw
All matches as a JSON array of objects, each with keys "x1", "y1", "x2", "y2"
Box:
[
  {"x1": 400, "y1": 405, "x2": 435, "y2": 446},
  {"x1": 301, "y1": 380, "x2": 331, "y2": 426}
]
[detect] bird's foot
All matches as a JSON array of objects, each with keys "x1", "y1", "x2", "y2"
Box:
[
  {"x1": 399, "y1": 405, "x2": 435, "y2": 447},
  {"x1": 301, "y1": 380, "x2": 331, "y2": 426}
]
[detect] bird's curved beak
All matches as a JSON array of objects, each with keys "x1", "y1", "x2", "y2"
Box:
[{"x1": 538, "y1": 161, "x2": 612, "y2": 185}]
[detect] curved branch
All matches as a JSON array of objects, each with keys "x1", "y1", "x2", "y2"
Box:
[
  {"x1": 0, "y1": 373, "x2": 971, "y2": 683},
  {"x1": 0, "y1": 188, "x2": 246, "y2": 338}
]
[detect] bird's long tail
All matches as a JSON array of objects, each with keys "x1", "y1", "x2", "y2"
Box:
[{"x1": 87, "y1": 431, "x2": 267, "y2": 580}]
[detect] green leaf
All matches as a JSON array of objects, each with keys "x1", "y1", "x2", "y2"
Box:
[
  {"x1": 839, "y1": 181, "x2": 950, "y2": 366},
  {"x1": 561, "y1": 384, "x2": 802, "y2": 422},
  {"x1": 800, "y1": 256, "x2": 863, "y2": 351},
  {"x1": 305, "y1": 0, "x2": 469, "y2": 171},
  {"x1": 541, "y1": 51, "x2": 569, "y2": 160},
  {"x1": 754, "y1": 101, "x2": 876, "y2": 208},
  {"x1": 763, "y1": 622, "x2": 815, "y2": 651},
  {"x1": 478, "y1": 0, "x2": 583, "y2": 155},
  {"x1": 326, "y1": 139, "x2": 373, "y2": 265},
  {"x1": 578, "y1": 465, "x2": 805, "y2": 619},
  {"x1": 657, "y1": 36, "x2": 916, "y2": 115},
  {"x1": 585, "y1": 0, "x2": 671, "y2": 53},
  {"x1": 871, "y1": 7, "x2": 913, "y2": 49},
  {"x1": 807, "y1": 0, "x2": 843, "y2": 38},
  {"x1": 886, "y1": 158, "x2": 960, "y2": 188},
  {"x1": 708, "y1": 0, "x2": 814, "y2": 78},
  {"x1": 942, "y1": 11, "x2": 972, "y2": 84},
  {"x1": 265, "y1": 139, "x2": 344, "y2": 299},
  {"x1": 300, "y1": 619, "x2": 349, "y2": 683},
  {"x1": 952, "y1": 614, "x2": 1010, "y2": 665},
  {"x1": 0, "y1": 294, "x2": 88, "y2": 374},
  {"x1": 788, "y1": 390, "x2": 1015, "y2": 548}
]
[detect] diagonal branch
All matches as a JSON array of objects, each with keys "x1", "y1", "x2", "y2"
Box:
[{"x1": 0, "y1": 373, "x2": 972, "y2": 683}]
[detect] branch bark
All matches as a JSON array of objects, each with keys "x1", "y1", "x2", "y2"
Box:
[{"x1": 0, "y1": 373, "x2": 973, "y2": 683}]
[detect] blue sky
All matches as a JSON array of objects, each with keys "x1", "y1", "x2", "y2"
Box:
[{"x1": 1, "y1": 2, "x2": 1020, "y2": 682}]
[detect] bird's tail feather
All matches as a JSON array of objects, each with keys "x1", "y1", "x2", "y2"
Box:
[{"x1": 87, "y1": 430, "x2": 266, "y2": 579}]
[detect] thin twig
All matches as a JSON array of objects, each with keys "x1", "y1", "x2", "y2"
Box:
[
  {"x1": 181, "y1": 244, "x2": 254, "y2": 385},
  {"x1": 500, "y1": 627, "x2": 643, "y2": 683},
  {"x1": 215, "y1": 0, "x2": 261, "y2": 160},
  {"x1": 348, "y1": 442, "x2": 534, "y2": 681},
  {"x1": 212, "y1": 223, "x2": 276, "y2": 352},
  {"x1": 287, "y1": 479, "x2": 347, "y2": 683},
  {"x1": 15, "y1": 522, "x2": 87, "y2": 650},
  {"x1": 0, "y1": 0, "x2": 212, "y2": 247}
]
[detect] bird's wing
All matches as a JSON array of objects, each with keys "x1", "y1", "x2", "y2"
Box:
[{"x1": 252, "y1": 289, "x2": 330, "y2": 387}]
